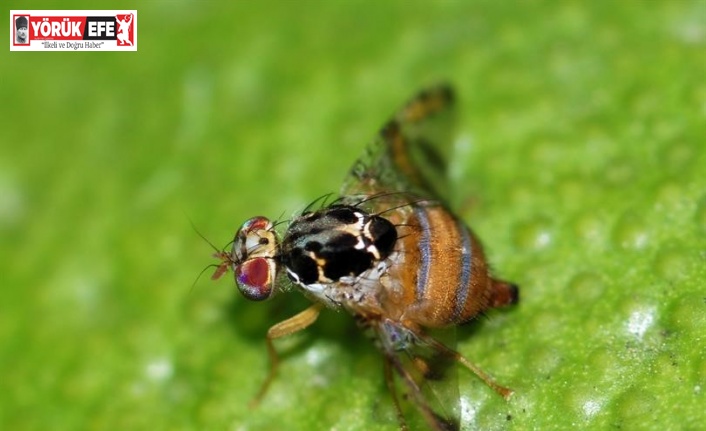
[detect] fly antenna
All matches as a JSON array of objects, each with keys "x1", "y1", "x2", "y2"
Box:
[
  {"x1": 187, "y1": 215, "x2": 233, "y2": 295},
  {"x1": 188, "y1": 216, "x2": 223, "y2": 254}
]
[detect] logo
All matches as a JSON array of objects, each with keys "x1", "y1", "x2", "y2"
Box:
[{"x1": 10, "y1": 10, "x2": 137, "y2": 51}]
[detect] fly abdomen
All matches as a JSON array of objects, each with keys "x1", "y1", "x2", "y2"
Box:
[{"x1": 389, "y1": 203, "x2": 498, "y2": 327}]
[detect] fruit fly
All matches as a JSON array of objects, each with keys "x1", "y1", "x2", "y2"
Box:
[{"x1": 212, "y1": 84, "x2": 519, "y2": 430}]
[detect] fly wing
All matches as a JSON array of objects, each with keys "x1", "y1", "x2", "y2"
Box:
[
  {"x1": 374, "y1": 320, "x2": 461, "y2": 431},
  {"x1": 341, "y1": 84, "x2": 457, "y2": 205}
]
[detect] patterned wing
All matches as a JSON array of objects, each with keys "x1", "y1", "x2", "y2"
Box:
[
  {"x1": 341, "y1": 84, "x2": 457, "y2": 205},
  {"x1": 374, "y1": 320, "x2": 462, "y2": 431},
  {"x1": 339, "y1": 85, "x2": 468, "y2": 428}
]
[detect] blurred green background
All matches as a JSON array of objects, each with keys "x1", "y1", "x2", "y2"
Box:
[{"x1": 1, "y1": 1, "x2": 704, "y2": 430}]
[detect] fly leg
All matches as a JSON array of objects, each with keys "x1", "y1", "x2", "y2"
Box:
[{"x1": 250, "y1": 303, "x2": 323, "y2": 407}]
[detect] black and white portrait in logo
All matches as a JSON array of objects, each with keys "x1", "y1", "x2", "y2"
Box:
[{"x1": 15, "y1": 16, "x2": 29, "y2": 44}]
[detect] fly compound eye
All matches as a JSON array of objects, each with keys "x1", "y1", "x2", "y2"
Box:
[
  {"x1": 231, "y1": 216, "x2": 279, "y2": 300},
  {"x1": 235, "y1": 257, "x2": 276, "y2": 301},
  {"x1": 234, "y1": 216, "x2": 277, "y2": 262}
]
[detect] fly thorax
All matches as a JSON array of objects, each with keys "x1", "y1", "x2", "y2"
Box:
[{"x1": 280, "y1": 205, "x2": 397, "y2": 300}]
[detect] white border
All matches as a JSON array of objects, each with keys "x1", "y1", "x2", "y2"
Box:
[{"x1": 10, "y1": 10, "x2": 138, "y2": 51}]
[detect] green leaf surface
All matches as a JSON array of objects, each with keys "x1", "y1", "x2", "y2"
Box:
[{"x1": 1, "y1": 1, "x2": 704, "y2": 430}]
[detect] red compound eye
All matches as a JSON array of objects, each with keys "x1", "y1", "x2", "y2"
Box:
[{"x1": 235, "y1": 257, "x2": 275, "y2": 301}]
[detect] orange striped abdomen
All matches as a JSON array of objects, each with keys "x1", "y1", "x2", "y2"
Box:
[{"x1": 385, "y1": 203, "x2": 515, "y2": 328}]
